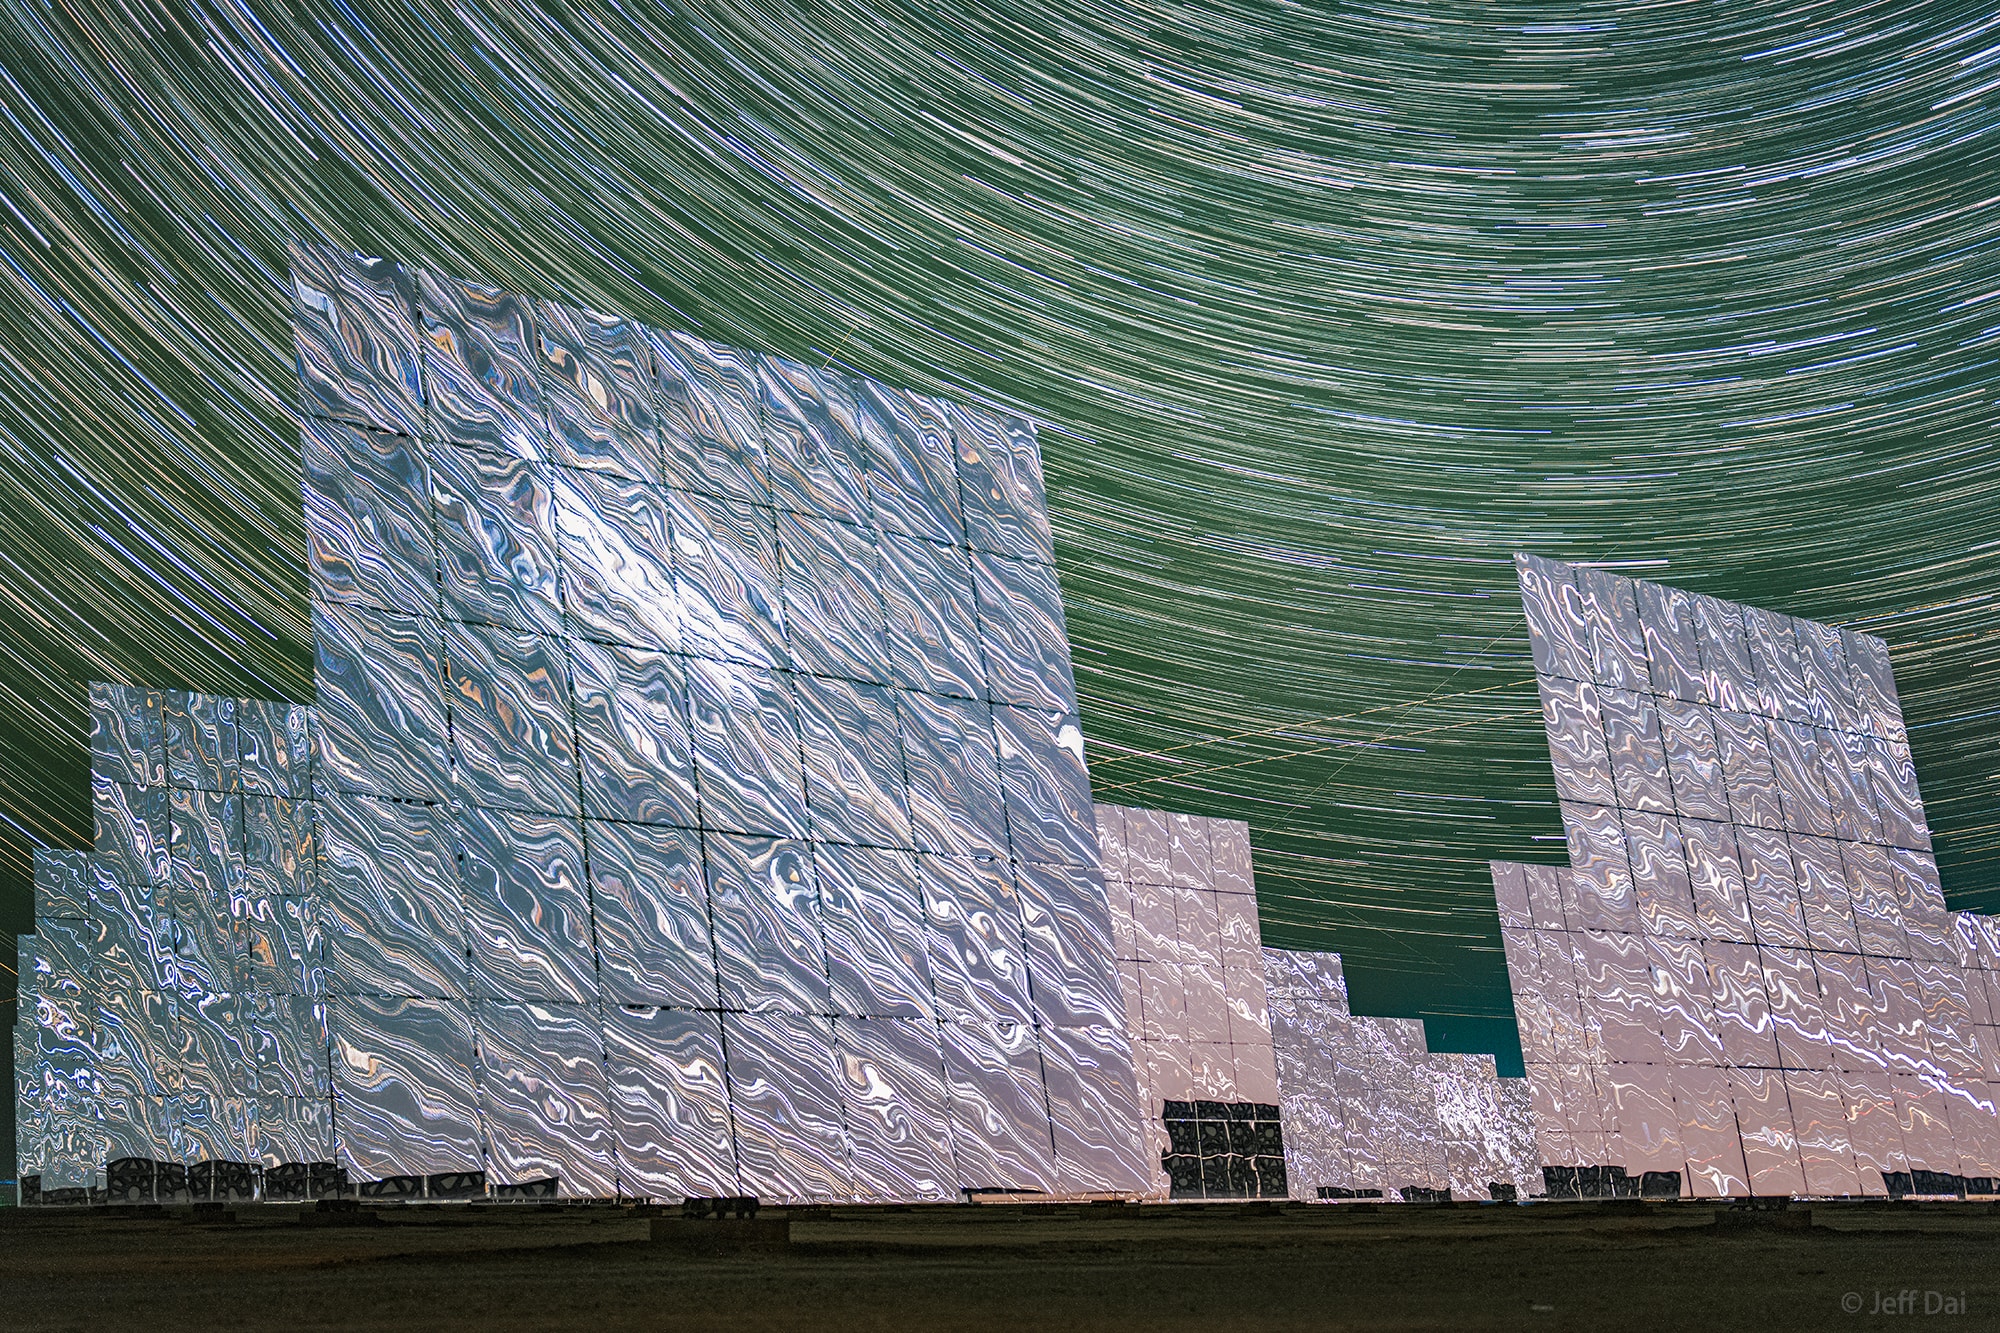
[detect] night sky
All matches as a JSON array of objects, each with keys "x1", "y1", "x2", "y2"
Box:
[{"x1": 1, "y1": 0, "x2": 1996, "y2": 1148}]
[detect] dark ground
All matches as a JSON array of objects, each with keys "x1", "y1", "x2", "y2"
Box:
[{"x1": 1, "y1": 1199, "x2": 1992, "y2": 1330}]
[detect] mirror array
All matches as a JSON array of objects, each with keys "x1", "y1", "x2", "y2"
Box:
[
  {"x1": 1499, "y1": 555, "x2": 2000, "y2": 1197},
  {"x1": 1157, "y1": 1099, "x2": 1287, "y2": 1200},
  {"x1": 12, "y1": 246, "x2": 1154, "y2": 1201},
  {"x1": 14, "y1": 686, "x2": 325, "y2": 1197},
  {"x1": 1094, "y1": 803, "x2": 1282, "y2": 1198},
  {"x1": 1265, "y1": 949, "x2": 1542, "y2": 1202}
]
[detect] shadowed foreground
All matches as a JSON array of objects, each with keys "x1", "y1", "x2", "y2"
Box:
[{"x1": 2, "y1": 1200, "x2": 1992, "y2": 1330}]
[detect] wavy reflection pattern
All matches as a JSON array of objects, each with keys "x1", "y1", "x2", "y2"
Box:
[
  {"x1": 1500, "y1": 557, "x2": 2000, "y2": 1198},
  {"x1": 327, "y1": 992, "x2": 483, "y2": 1180},
  {"x1": 556, "y1": 470, "x2": 681, "y2": 653},
  {"x1": 934, "y1": 1017, "x2": 1056, "y2": 1194},
  {"x1": 287, "y1": 244, "x2": 425, "y2": 441},
  {"x1": 455, "y1": 806, "x2": 597, "y2": 1006},
  {"x1": 240, "y1": 794, "x2": 315, "y2": 901},
  {"x1": 836, "y1": 1016, "x2": 956, "y2": 1201},
  {"x1": 474, "y1": 1000, "x2": 616, "y2": 1195},
  {"x1": 671, "y1": 488, "x2": 787, "y2": 669},
  {"x1": 587, "y1": 820, "x2": 717, "y2": 1010},
  {"x1": 1262, "y1": 946, "x2": 1543, "y2": 1202},
  {"x1": 14, "y1": 247, "x2": 1141, "y2": 1204},
  {"x1": 602, "y1": 1005, "x2": 738, "y2": 1199},
  {"x1": 760, "y1": 356, "x2": 870, "y2": 526},
  {"x1": 648, "y1": 330, "x2": 767, "y2": 503},
  {"x1": 1037, "y1": 1022, "x2": 1150, "y2": 1194},
  {"x1": 17, "y1": 684, "x2": 356, "y2": 1186},
  {"x1": 419, "y1": 271, "x2": 545, "y2": 465},
  {"x1": 879, "y1": 531, "x2": 984, "y2": 701},
  {"x1": 1096, "y1": 804, "x2": 1287, "y2": 1197},
  {"x1": 721, "y1": 1012, "x2": 851, "y2": 1200},
  {"x1": 817, "y1": 845, "x2": 931, "y2": 1021},
  {"x1": 318, "y1": 791, "x2": 466, "y2": 1001},
  {"x1": 537, "y1": 301, "x2": 658, "y2": 481},
  {"x1": 443, "y1": 620, "x2": 577, "y2": 816},
  {"x1": 310, "y1": 600, "x2": 450, "y2": 802},
  {"x1": 1097, "y1": 801, "x2": 1522, "y2": 1202},
  {"x1": 303, "y1": 416, "x2": 438, "y2": 618},
  {"x1": 778, "y1": 509, "x2": 890, "y2": 684},
  {"x1": 430, "y1": 440, "x2": 565, "y2": 636},
  {"x1": 921, "y1": 853, "x2": 1033, "y2": 1027},
  {"x1": 706, "y1": 835, "x2": 829, "y2": 1017},
  {"x1": 796, "y1": 676, "x2": 910, "y2": 850}
]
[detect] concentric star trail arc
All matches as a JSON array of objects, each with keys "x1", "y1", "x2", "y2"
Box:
[{"x1": 0, "y1": 0, "x2": 1994, "y2": 1111}]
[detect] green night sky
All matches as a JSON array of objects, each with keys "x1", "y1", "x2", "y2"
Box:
[{"x1": 0, "y1": 0, "x2": 1996, "y2": 1147}]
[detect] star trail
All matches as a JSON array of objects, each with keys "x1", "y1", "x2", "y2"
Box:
[{"x1": 0, "y1": 0, "x2": 1995, "y2": 1125}]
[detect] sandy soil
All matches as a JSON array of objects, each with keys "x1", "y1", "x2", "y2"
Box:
[{"x1": 1, "y1": 1199, "x2": 1991, "y2": 1330}]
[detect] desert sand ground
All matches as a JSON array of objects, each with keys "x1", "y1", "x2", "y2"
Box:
[{"x1": 2, "y1": 1198, "x2": 1991, "y2": 1330}]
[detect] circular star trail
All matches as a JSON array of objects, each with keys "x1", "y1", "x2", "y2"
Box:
[{"x1": 0, "y1": 0, "x2": 1995, "y2": 1080}]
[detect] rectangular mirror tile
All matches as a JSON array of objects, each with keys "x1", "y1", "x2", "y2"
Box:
[
  {"x1": 1623, "y1": 812, "x2": 1699, "y2": 939},
  {"x1": 706, "y1": 834, "x2": 829, "y2": 1015},
  {"x1": 289, "y1": 245, "x2": 425, "y2": 438},
  {"x1": 856, "y1": 383, "x2": 959, "y2": 545},
  {"x1": 1689, "y1": 594, "x2": 1756, "y2": 715},
  {"x1": 648, "y1": 330, "x2": 767, "y2": 502},
  {"x1": 536, "y1": 300, "x2": 658, "y2": 480},
  {"x1": 899, "y1": 691, "x2": 1006, "y2": 856},
  {"x1": 316, "y1": 793, "x2": 465, "y2": 1001},
  {"x1": 586, "y1": 820, "x2": 716, "y2": 1009},
  {"x1": 303, "y1": 416, "x2": 439, "y2": 617},
  {"x1": 475, "y1": 999, "x2": 615, "y2": 1196},
  {"x1": 89, "y1": 682, "x2": 165, "y2": 791},
  {"x1": 777, "y1": 510, "x2": 890, "y2": 683},
  {"x1": 722, "y1": 1011, "x2": 852, "y2": 1201},
  {"x1": 1015, "y1": 861, "x2": 1123, "y2": 1030},
  {"x1": 1740, "y1": 606, "x2": 1812, "y2": 724},
  {"x1": 673, "y1": 491, "x2": 788, "y2": 669},
  {"x1": 418, "y1": 269, "x2": 546, "y2": 462},
  {"x1": 938, "y1": 1017, "x2": 1059, "y2": 1193},
  {"x1": 602, "y1": 1004, "x2": 738, "y2": 1200},
  {"x1": 455, "y1": 806, "x2": 596, "y2": 1005},
  {"x1": 994, "y1": 706, "x2": 1096, "y2": 868},
  {"x1": 93, "y1": 775, "x2": 170, "y2": 888},
  {"x1": 1600, "y1": 688, "x2": 1674, "y2": 814},
  {"x1": 921, "y1": 852, "x2": 1031, "y2": 1026},
  {"x1": 950, "y1": 404, "x2": 1053, "y2": 565},
  {"x1": 1656, "y1": 697, "x2": 1729, "y2": 822},
  {"x1": 1842, "y1": 630, "x2": 1905, "y2": 743},
  {"x1": 759, "y1": 355, "x2": 871, "y2": 524},
  {"x1": 817, "y1": 844, "x2": 931, "y2": 1021},
  {"x1": 1576, "y1": 568, "x2": 1647, "y2": 692},
  {"x1": 1791, "y1": 834, "x2": 1859, "y2": 954},
  {"x1": 311, "y1": 601, "x2": 450, "y2": 802},
  {"x1": 444, "y1": 622, "x2": 577, "y2": 816},
  {"x1": 1539, "y1": 676, "x2": 1614, "y2": 808},
  {"x1": 1514, "y1": 554, "x2": 1592, "y2": 683},
  {"x1": 569, "y1": 640, "x2": 697, "y2": 828},
  {"x1": 163, "y1": 691, "x2": 238, "y2": 794},
  {"x1": 1038, "y1": 1022, "x2": 1150, "y2": 1195},
  {"x1": 327, "y1": 992, "x2": 483, "y2": 1179},
  {"x1": 835, "y1": 1016, "x2": 955, "y2": 1202},
  {"x1": 879, "y1": 531, "x2": 983, "y2": 700},
  {"x1": 430, "y1": 442, "x2": 565, "y2": 636},
  {"x1": 685, "y1": 658, "x2": 805, "y2": 837},
  {"x1": 553, "y1": 468, "x2": 680, "y2": 652},
  {"x1": 973, "y1": 549, "x2": 1077, "y2": 713},
  {"x1": 796, "y1": 676, "x2": 910, "y2": 849}
]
